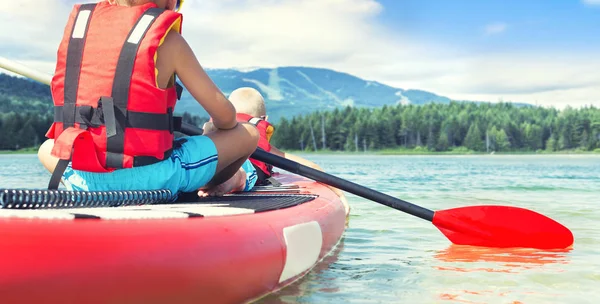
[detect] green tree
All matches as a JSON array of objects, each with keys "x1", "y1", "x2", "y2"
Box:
[
  {"x1": 496, "y1": 129, "x2": 511, "y2": 151},
  {"x1": 464, "y1": 123, "x2": 484, "y2": 151},
  {"x1": 580, "y1": 130, "x2": 590, "y2": 150},
  {"x1": 545, "y1": 135, "x2": 557, "y2": 152},
  {"x1": 436, "y1": 131, "x2": 449, "y2": 151}
]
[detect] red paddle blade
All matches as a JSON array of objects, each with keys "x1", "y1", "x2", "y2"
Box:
[{"x1": 432, "y1": 205, "x2": 573, "y2": 249}]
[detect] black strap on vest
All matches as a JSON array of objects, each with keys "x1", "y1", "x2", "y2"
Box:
[
  {"x1": 175, "y1": 77, "x2": 184, "y2": 99},
  {"x1": 53, "y1": 105, "x2": 176, "y2": 131},
  {"x1": 106, "y1": 7, "x2": 165, "y2": 169},
  {"x1": 49, "y1": 3, "x2": 97, "y2": 190},
  {"x1": 63, "y1": 3, "x2": 97, "y2": 129},
  {"x1": 48, "y1": 159, "x2": 71, "y2": 190}
]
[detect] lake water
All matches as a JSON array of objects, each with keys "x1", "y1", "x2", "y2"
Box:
[{"x1": 1, "y1": 154, "x2": 599, "y2": 304}]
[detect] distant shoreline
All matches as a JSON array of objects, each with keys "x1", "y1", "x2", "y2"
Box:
[
  {"x1": 2, "y1": 147, "x2": 599, "y2": 156},
  {"x1": 0, "y1": 148, "x2": 39, "y2": 155},
  {"x1": 287, "y1": 147, "x2": 600, "y2": 156}
]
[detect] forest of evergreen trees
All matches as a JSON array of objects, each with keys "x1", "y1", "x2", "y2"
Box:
[
  {"x1": 1, "y1": 100, "x2": 599, "y2": 153},
  {"x1": 0, "y1": 74, "x2": 209, "y2": 149},
  {"x1": 271, "y1": 102, "x2": 600, "y2": 153},
  {"x1": 2, "y1": 74, "x2": 599, "y2": 153}
]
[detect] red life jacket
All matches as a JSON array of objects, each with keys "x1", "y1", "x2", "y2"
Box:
[
  {"x1": 236, "y1": 113, "x2": 275, "y2": 183},
  {"x1": 46, "y1": 2, "x2": 183, "y2": 188}
]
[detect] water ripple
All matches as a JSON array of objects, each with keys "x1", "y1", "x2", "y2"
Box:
[{"x1": 260, "y1": 155, "x2": 600, "y2": 304}]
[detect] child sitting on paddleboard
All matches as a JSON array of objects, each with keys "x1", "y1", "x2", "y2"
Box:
[
  {"x1": 37, "y1": 0, "x2": 259, "y2": 199},
  {"x1": 200, "y1": 87, "x2": 350, "y2": 215}
]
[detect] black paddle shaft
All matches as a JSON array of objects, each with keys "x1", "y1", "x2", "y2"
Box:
[
  {"x1": 251, "y1": 149, "x2": 435, "y2": 222},
  {"x1": 181, "y1": 122, "x2": 434, "y2": 221}
]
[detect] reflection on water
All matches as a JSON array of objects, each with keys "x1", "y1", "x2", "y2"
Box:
[
  {"x1": 259, "y1": 238, "x2": 346, "y2": 304},
  {"x1": 432, "y1": 245, "x2": 575, "y2": 303},
  {"x1": 434, "y1": 244, "x2": 572, "y2": 274}
]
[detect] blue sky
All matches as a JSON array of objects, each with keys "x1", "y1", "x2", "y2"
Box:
[
  {"x1": 0, "y1": 0, "x2": 598, "y2": 108},
  {"x1": 378, "y1": 0, "x2": 600, "y2": 52}
]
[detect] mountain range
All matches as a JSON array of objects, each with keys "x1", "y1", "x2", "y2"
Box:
[
  {"x1": 1, "y1": 66, "x2": 529, "y2": 122},
  {"x1": 177, "y1": 66, "x2": 459, "y2": 123}
]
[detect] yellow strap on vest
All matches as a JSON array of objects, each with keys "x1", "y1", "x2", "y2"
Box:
[{"x1": 266, "y1": 125, "x2": 274, "y2": 142}]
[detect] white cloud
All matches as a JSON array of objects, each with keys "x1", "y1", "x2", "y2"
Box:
[
  {"x1": 0, "y1": 0, "x2": 75, "y2": 73},
  {"x1": 582, "y1": 0, "x2": 600, "y2": 6},
  {"x1": 411, "y1": 52, "x2": 600, "y2": 104},
  {"x1": 484, "y1": 22, "x2": 508, "y2": 35},
  {"x1": 0, "y1": 0, "x2": 598, "y2": 109}
]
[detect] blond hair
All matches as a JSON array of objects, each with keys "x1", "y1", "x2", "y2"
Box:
[
  {"x1": 108, "y1": 0, "x2": 155, "y2": 6},
  {"x1": 228, "y1": 87, "x2": 267, "y2": 118}
]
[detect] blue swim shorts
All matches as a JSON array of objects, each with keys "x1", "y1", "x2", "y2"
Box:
[
  {"x1": 62, "y1": 135, "x2": 259, "y2": 198},
  {"x1": 62, "y1": 135, "x2": 220, "y2": 198},
  {"x1": 240, "y1": 158, "x2": 258, "y2": 192}
]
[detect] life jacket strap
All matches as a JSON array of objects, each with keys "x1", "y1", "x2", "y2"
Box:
[
  {"x1": 48, "y1": 159, "x2": 70, "y2": 190},
  {"x1": 99, "y1": 96, "x2": 117, "y2": 137},
  {"x1": 53, "y1": 105, "x2": 177, "y2": 132},
  {"x1": 62, "y1": 3, "x2": 97, "y2": 129},
  {"x1": 175, "y1": 81, "x2": 183, "y2": 100},
  {"x1": 104, "y1": 7, "x2": 166, "y2": 169}
]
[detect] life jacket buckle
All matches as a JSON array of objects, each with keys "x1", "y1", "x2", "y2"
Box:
[{"x1": 78, "y1": 105, "x2": 102, "y2": 129}]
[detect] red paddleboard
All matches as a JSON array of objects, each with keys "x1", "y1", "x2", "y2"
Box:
[{"x1": 0, "y1": 173, "x2": 347, "y2": 304}]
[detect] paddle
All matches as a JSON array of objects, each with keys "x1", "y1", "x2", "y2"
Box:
[
  {"x1": 184, "y1": 124, "x2": 574, "y2": 250},
  {"x1": 0, "y1": 57, "x2": 574, "y2": 250},
  {"x1": 254, "y1": 150, "x2": 573, "y2": 250}
]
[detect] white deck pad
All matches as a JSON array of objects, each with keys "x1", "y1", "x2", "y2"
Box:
[{"x1": 278, "y1": 221, "x2": 323, "y2": 283}]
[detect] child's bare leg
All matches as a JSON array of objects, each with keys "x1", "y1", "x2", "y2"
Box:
[
  {"x1": 203, "y1": 122, "x2": 259, "y2": 189},
  {"x1": 38, "y1": 139, "x2": 59, "y2": 173}
]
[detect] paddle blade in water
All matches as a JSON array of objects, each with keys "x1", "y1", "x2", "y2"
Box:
[{"x1": 432, "y1": 205, "x2": 573, "y2": 250}]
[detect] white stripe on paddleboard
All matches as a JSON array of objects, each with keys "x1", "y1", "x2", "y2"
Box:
[
  {"x1": 123, "y1": 203, "x2": 231, "y2": 209},
  {"x1": 0, "y1": 210, "x2": 75, "y2": 220},
  {"x1": 0, "y1": 204, "x2": 255, "y2": 220},
  {"x1": 178, "y1": 206, "x2": 254, "y2": 216},
  {"x1": 278, "y1": 221, "x2": 323, "y2": 283},
  {"x1": 66, "y1": 209, "x2": 190, "y2": 220},
  {"x1": 120, "y1": 204, "x2": 255, "y2": 216}
]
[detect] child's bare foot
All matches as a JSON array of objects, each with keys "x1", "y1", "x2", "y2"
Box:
[{"x1": 197, "y1": 168, "x2": 246, "y2": 197}]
